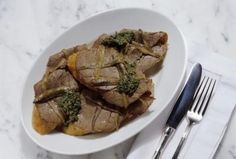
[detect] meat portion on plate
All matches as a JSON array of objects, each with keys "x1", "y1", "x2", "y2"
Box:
[
  {"x1": 32, "y1": 29, "x2": 167, "y2": 136},
  {"x1": 32, "y1": 99, "x2": 65, "y2": 134},
  {"x1": 63, "y1": 89, "x2": 124, "y2": 135},
  {"x1": 33, "y1": 84, "x2": 154, "y2": 135},
  {"x1": 34, "y1": 69, "x2": 79, "y2": 103},
  {"x1": 67, "y1": 29, "x2": 167, "y2": 107},
  {"x1": 32, "y1": 49, "x2": 80, "y2": 134},
  {"x1": 64, "y1": 88, "x2": 154, "y2": 136}
]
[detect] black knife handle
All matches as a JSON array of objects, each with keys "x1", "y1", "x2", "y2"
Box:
[{"x1": 166, "y1": 63, "x2": 202, "y2": 129}]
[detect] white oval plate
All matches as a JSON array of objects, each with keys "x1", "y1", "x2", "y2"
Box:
[{"x1": 21, "y1": 8, "x2": 187, "y2": 155}]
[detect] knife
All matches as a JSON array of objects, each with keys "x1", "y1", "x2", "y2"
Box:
[{"x1": 152, "y1": 63, "x2": 202, "y2": 159}]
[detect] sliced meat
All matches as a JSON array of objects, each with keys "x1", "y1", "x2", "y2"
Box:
[
  {"x1": 75, "y1": 45, "x2": 122, "y2": 70},
  {"x1": 134, "y1": 44, "x2": 167, "y2": 73},
  {"x1": 119, "y1": 29, "x2": 168, "y2": 47},
  {"x1": 102, "y1": 79, "x2": 152, "y2": 108},
  {"x1": 63, "y1": 85, "x2": 154, "y2": 136},
  {"x1": 34, "y1": 69, "x2": 79, "y2": 102},
  {"x1": 32, "y1": 29, "x2": 167, "y2": 136},
  {"x1": 152, "y1": 43, "x2": 168, "y2": 57},
  {"x1": 123, "y1": 92, "x2": 154, "y2": 123},
  {"x1": 68, "y1": 45, "x2": 122, "y2": 91},
  {"x1": 32, "y1": 100, "x2": 64, "y2": 134},
  {"x1": 133, "y1": 29, "x2": 143, "y2": 43},
  {"x1": 123, "y1": 33, "x2": 167, "y2": 73},
  {"x1": 67, "y1": 29, "x2": 166, "y2": 107},
  {"x1": 124, "y1": 45, "x2": 143, "y2": 63},
  {"x1": 142, "y1": 31, "x2": 168, "y2": 47},
  {"x1": 47, "y1": 45, "x2": 87, "y2": 72},
  {"x1": 78, "y1": 67, "x2": 120, "y2": 90},
  {"x1": 93, "y1": 33, "x2": 109, "y2": 47},
  {"x1": 46, "y1": 69, "x2": 78, "y2": 90},
  {"x1": 33, "y1": 86, "x2": 154, "y2": 136},
  {"x1": 137, "y1": 56, "x2": 159, "y2": 73},
  {"x1": 47, "y1": 51, "x2": 67, "y2": 71},
  {"x1": 63, "y1": 89, "x2": 123, "y2": 135}
]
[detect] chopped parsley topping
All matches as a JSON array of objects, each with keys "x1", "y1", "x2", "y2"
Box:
[
  {"x1": 102, "y1": 31, "x2": 135, "y2": 51},
  {"x1": 58, "y1": 90, "x2": 81, "y2": 125},
  {"x1": 117, "y1": 63, "x2": 140, "y2": 96}
]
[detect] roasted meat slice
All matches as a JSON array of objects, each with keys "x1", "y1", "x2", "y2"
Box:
[
  {"x1": 47, "y1": 44, "x2": 87, "y2": 72},
  {"x1": 63, "y1": 89, "x2": 123, "y2": 135},
  {"x1": 102, "y1": 79, "x2": 152, "y2": 108},
  {"x1": 34, "y1": 43, "x2": 84, "y2": 103},
  {"x1": 34, "y1": 69, "x2": 79, "y2": 102},
  {"x1": 68, "y1": 45, "x2": 122, "y2": 84},
  {"x1": 142, "y1": 31, "x2": 168, "y2": 47},
  {"x1": 67, "y1": 45, "x2": 122, "y2": 91},
  {"x1": 32, "y1": 29, "x2": 167, "y2": 136},
  {"x1": 78, "y1": 67, "x2": 120, "y2": 90},
  {"x1": 33, "y1": 46, "x2": 82, "y2": 133},
  {"x1": 67, "y1": 29, "x2": 167, "y2": 107},
  {"x1": 63, "y1": 86, "x2": 154, "y2": 136},
  {"x1": 93, "y1": 34, "x2": 109, "y2": 47},
  {"x1": 32, "y1": 69, "x2": 80, "y2": 134},
  {"x1": 33, "y1": 87, "x2": 154, "y2": 136},
  {"x1": 125, "y1": 43, "x2": 167, "y2": 73},
  {"x1": 76, "y1": 45, "x2": 121, "y2": 70},
  {"x1": 135, "y1": 43, "x2": 167, "y2": 73},
  {"x1": 125, "y1": 32, "x2": 167, "y2": 73},
  {"x1": 123, "y1": 92, "x2": 154, "y2": 123},
  {"x1": 32, "y1": 100, "x2": 64, "y2": 134}
]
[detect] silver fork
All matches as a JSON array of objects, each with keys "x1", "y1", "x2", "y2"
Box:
[{"x1": 172, "y1": 76, "x2": 217, "y2": 159}]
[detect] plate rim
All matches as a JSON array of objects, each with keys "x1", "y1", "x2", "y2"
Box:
[{"x1": 20, "y1": 7, "x2": 187, "y2": 155}]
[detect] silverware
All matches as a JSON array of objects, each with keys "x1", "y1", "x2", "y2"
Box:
[
  {"x1": 172, "y1": 76, "x2": 217, "y2": 159},
  {"x1": 152, "y1": 63, "x2": 202, "y2": 159}
]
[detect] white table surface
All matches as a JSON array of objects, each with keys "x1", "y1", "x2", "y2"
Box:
[{"x1": 0, "y1": 0, "x2": 236, "y2": 158}]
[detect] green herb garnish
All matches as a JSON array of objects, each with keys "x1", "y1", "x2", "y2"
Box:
[
  {"x1": 117, "y1": 63, "x2": 140, "y2": 96},
  {"x1": 58, "y1": 90, "x2": 81, "y2": 125},
  {"x1": 102, "y1": 31, "x2": 135, "y2": 51}
]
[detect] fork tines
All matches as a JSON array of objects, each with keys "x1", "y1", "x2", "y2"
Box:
[{"x1": 190, "y1": 76, "x2": 217, "y2": 115}]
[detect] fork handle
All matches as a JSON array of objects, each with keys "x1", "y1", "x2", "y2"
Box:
[{"x1": 172, "y1": 122, "x2": 194, "y2": 159}]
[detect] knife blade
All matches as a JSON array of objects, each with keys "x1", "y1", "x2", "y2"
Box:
[{"x1": 152, "y1": 63, "x2": 202, "y2": 159}]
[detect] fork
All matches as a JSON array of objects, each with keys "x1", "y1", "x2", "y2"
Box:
[{"x1": 172, "y1": 76, "x2": 216, "y2": 159}]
